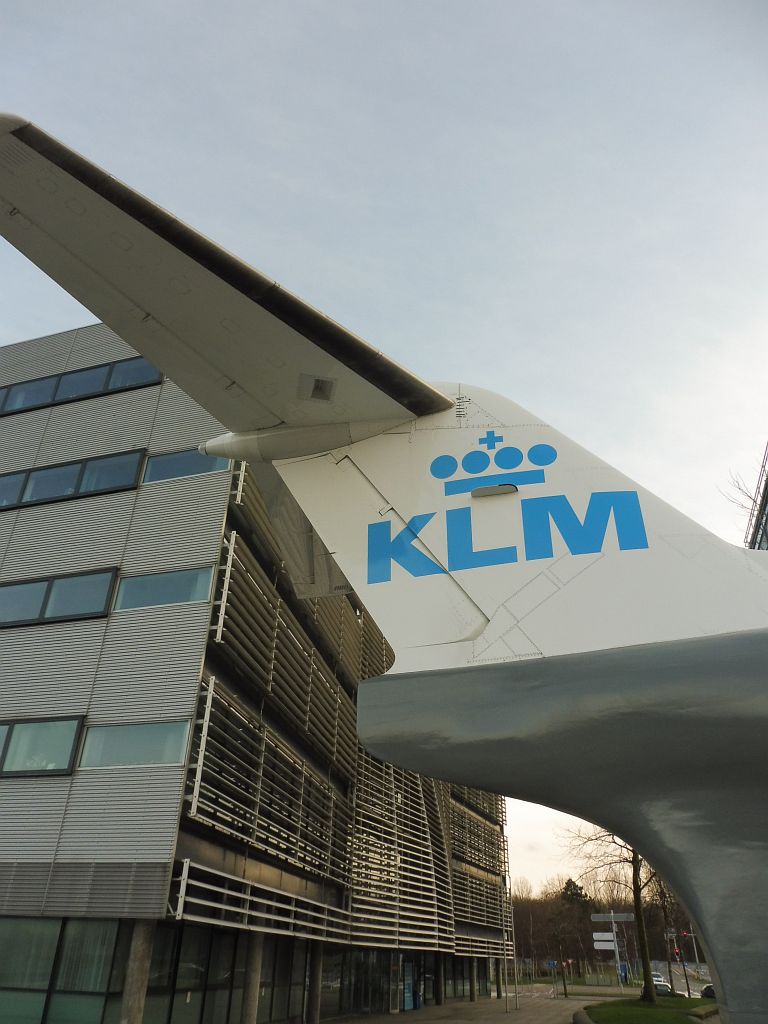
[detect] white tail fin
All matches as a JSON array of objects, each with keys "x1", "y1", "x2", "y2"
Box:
[{"x1": 276, "y1": 382, "x2": 768, "y2": 673}]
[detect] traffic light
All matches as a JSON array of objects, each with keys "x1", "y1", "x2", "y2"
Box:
[
  {"x1": 674, "y1": 947, "x2": 681, "y2": 959},
  {"x1": 681, "y1": 931, "x2": 689, "y2": 938}
]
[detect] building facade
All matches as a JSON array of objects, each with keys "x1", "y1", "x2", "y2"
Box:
[
  {"x1": 0, "y1": 325, "x2": 510, "y2": 1024},
  {"x1": 746, "y1": 442, "x2": 768, "y2": 551}
]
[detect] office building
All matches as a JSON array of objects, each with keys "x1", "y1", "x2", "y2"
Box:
[{"x1": 0, "y1": 324, "x2": 510, "y2": 1024}]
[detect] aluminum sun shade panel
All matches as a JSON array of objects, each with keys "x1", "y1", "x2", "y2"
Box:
[
  {"x1": 187, "y1": 678, "x2": 353, "y2": 886},
  {"x1": 213, "y1": 530, "x2": 358, "y2": 778},
  {"x1": 450, "y1": 783, "x2": 504, "y2": 824},
  {"x1": 171, "y1": 861, "x2": 352, "y2": 942},
  {"x1": 231, "y1": 463, "x2": 394, "y2": 688},
  {"x1": 421, "y1": 778, "x2": 456, "y2": 950}
]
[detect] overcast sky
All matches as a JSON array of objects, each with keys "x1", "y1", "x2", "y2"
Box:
[{"x1": 2, "y1": 0, "x2": 767, "y2": 887}]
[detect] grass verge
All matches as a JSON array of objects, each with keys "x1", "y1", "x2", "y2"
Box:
[{"x1": 585, "y1": 996, "x2": 714, "y2": 1023}]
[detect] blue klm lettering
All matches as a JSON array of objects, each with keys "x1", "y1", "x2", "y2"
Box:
[
  {"x1": 446, "y1": 507, "x2": 518, "y2": 571},
  {"x1": 367, "y1": 514, "x2": 445, "y2": 583},
  {"x1": 521, "y1": 491, "x2": 649, "y2": 561},
  {"x1": 366, "y1": 491, "x2": 648, "y2": 583}
]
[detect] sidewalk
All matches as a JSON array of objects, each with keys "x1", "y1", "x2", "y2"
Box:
[{"x1": 331, "y1": 987, "x2": 623, "y2": 1024}]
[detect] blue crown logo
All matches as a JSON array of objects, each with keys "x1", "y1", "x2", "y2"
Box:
[{"x1": 429, "y1": 430, "x2": 557, "y2": 496}]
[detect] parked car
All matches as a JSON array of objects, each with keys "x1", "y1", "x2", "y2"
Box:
[
  {"x1": 654, "y1": 982, "x2": 683, "y2": 997},
  {"x1": 651, "y1": 972, "x2": 665, "y2": 983},
  {"x1": 700, "y1": 983, "x2": 716, "y2": 999}
]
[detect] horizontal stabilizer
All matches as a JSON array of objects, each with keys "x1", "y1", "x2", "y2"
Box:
[{"x1": 0, "y1": 114, "x2": 451, "y2": 434}]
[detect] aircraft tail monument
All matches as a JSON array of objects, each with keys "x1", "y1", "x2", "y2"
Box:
[{"x1": 1, "y1": 114, "x2": 767, "y2": 1022}]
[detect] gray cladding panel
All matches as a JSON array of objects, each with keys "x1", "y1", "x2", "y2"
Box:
[
  {"x1": 0, "y1": 619, "x2": 106, "y2": 716},
  {"x1": 0, "y1": 778, "x2": 71, "y2": 858},
  {"x1": 149, "y1": 380, "x2": 224, "y2": 452},
  {"x1": 122, "y1": 471, "x2": 230, "y2": 574},
  {"x1": 65, "y1": 323, "x2": 136, "y2": 370},
  {"x1": 0, "y1": 862, "x2": 52, "y2": 915},
  {"x1": 88, "y1": 604, "x2": 211, "y2": 722},
  {"x1": 55, "y1": 766, "x2": 186, "y2": 862},
  {"x1": 35, "y1": 387, "x2": 160, "y2": 464},
  {"x1": 0, "y1": 329, "x2": 77, "y2": 385},
  {"x1": 0, "y1": 408, "x2": 50, "y2": 472},
  {"x1": 43, "y1": 860, "x2": 173, "y2": 917},
  {"x1": 0, "y1": 491, "x2": 134, "y2": 579},
  {"x1": 0, "y1": 510, "x2": 18, "y2": 566}
]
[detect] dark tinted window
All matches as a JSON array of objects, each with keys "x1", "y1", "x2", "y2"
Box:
[
  {"x1": 0, "y1": 569, "x2": 115, "y2": 627},
  {"x1": 5, "y1": 375, "x2": 58, "y2": 412},
  {"x1": 0, "y1": 450, "x2": 145, "y2": 512},
  {"x1": 80, "y1": 451, "x2": 143, "y2": 494},
  {"x1": 0, "y1": 472, "x2": 25, "y2": 508},
  {"x1": 0, "y1": 356, "x2": 162, "y2": 419},
  {"x1": 115, "y1": 567, "x2": 213, "y2": 610},
  {"x1": 0, "y1": 918, "x2": 61, "y2": 987},
  {"x1": 108, "y1": 357, "x2": 162, "y2": 391},
  {"x1": 45, "y1": 571, "x2": 114, "y2": 620},
  {"x1": 144, "y1": 449, "x2": 230, "y2": 483},
  {"x1": 55, "y1": 364, "x2": 111, "y2": 402},
  {"x1": 0, "y1": 579, "x2": 48, "y2": 623},
  {"x1": 22, "y1": 462, "x2": 81, "y2": 504},
  {"x1": 1, "y1": 718, "x2": 80, "y2": 773}
]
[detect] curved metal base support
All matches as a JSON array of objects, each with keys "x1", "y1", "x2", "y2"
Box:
[{"x1": 358, "y1": 629, "x2": 768, "y2": 1024}]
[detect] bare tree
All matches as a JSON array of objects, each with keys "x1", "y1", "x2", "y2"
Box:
[
  {"x1": 510, "y1": 876, "x2": 534, "y2": 902},
  {"x1": 569, "y1": 827, "x2": 657, "y2": 1004},
  {"x1": 648, "y1": 876, "x2": 676, "y2": 994}
]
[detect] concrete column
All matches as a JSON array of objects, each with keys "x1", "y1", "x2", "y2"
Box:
[
  {"x1": 495, "y1": 957, "x2": 503, "y2": 998},
  {"x1": 306, "y1": 940, "x2": 324, "y2": 1024},
  {"x1": 469, "y1": 957, "x2": 478, "y2": 1002},
  {"x1": 241, "y1": 931, "x2": 265, "y2": 1024},
  {"x1": 434, "y1": 955, "x2": 445, "y2": 1005},
  {"x1": 119, "y1": 920, "x2": 156, "y2": 1024}
]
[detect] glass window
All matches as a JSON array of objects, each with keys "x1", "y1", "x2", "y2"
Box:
[
  {"x1": 54, "y1": 919, "x2": 118, "y2": 993},
  {"x1": 2, "y1": 719, "x2": 80, "y2": 773},
  {"x1": 115, "y1": 567, "x2": 213, "y2": 611},
  {"x1": 22, "y1": 462, "x2": 81, "y2": 504},
  {"x1": 80, "y1": 721, "x2": 189, "y2": 768},
  {"x1": 0, "y1": 579, "x2": 48, "y2": 624},
  {"x1": 4, "y1": 375, "x2": 58, "y2": 412},
  {"x1": 144, "y1": 450, "x2": 229, "y2": 483},
  {"x1": 174, "y1": 926, "x2": 210, "y2": 991},
  {"x1": 55, "y1": 365, "x2": 110, "y2": 402},
  {"x1": 0, "y1": 990, "x2": 47, "y2": 1022},
  {"x1": 0, "y1": 724, "x2": 8, "y2": 756},
  {"x1": 108, "y1": 357, "x2": 161, "y2": 392},
  {"x1": 80, "y1": 451, "x2": 143, "y2": 495},
  {"x1": 0, "y1": 917, "x2": 61, "y2": 988},
  {"x1": 45, "y1": 993, "x2": 106, "y2": 1024},
  {"x1": 44, "y1": 571, "x2": 114, "y2": 621},
  {"x1": 0, "y1": 386, "x2": 7, "y2": 412},
  {"x1": 0, "y1": 472, "x2": 26, "y2": 508}
]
